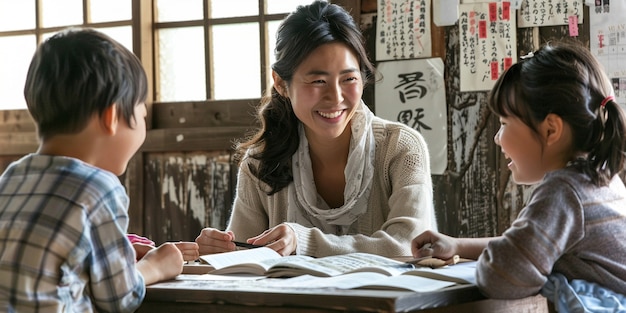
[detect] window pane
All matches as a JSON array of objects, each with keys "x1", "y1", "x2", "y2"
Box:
[
  {"x1": 41, "y1": 0, "x2": 82, "y2": 28},
  {"x1": 211, "y1": 23, "x2": 260, "y2": 100},
  {"x1": 267, "y1": 20, "x2": 281, "y2": 90},
  {"x1": 156, "y1": 0, "x2": 203, "y2": 22},
  {"x1": 0, "y1": 0, "x2": 35, "y2": 31},
  {"x1": 98, "y1": 26, "x2": 133, "y2": 52},
  {"x1": 0, "y1": 35, "x2": 36, "y2": 110},
  {"x1": 210, "y1": 0, "x2": 257, "y2": 18},
  {"x1": 266, "y1": 0, "x2": 319, "y2": 14},
  {"x1": 90, "y1": 0, "x2": 131, "y2": 23},
  {"x1": 158, "y1": 27, "x2": 206, "y2": 102}
]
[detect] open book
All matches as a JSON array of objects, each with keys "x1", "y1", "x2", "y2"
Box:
[{"x1": 197, "y1": 247, "x2": 476, "y2": 285}]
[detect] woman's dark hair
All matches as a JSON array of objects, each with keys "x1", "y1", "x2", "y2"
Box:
[
  {"x1": 488, "y1": 40, "x2": 626, "y2": 185},
  {"x1": 24, "y1": 27, "x2": 147, "y2": 140},
  {"x1": 236, "y1": 0, "x2": 376, "y2": 195}
]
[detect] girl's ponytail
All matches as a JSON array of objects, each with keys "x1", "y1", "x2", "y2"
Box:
[{"x1": 587, "y1": 96, "x2": 626, "y2": 185}]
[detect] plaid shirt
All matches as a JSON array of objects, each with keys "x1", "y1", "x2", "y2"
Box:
[{"x1": 0, "y1": 154, "x2": 144, "y2": 312}]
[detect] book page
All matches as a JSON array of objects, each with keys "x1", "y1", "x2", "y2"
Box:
[
  {"x1": 199, "y1": 247, "x2": 280, "y2": 269},
  {"x1": 212, "y1": 255, "x2": 314, "y2": 275},
  {"x1": 199, "y1": 247, "x2": 316, "y2": 275},
  {"x1": 270, "y1": 273, "x2": 457, "y2": 292},
  {"x1": 266, "y1": 253, "x2": 411, "y2": 277},
  {"x1": 404, "y1": 261, "x2": 477, "y2": 284},
  {"x1": 357, "y1": 275, "x2": 458, "y2": 292}
]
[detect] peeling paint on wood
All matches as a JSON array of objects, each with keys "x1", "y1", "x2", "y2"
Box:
[{"x1": 143, "y1": 152, "x2": 233, "y2": 244}]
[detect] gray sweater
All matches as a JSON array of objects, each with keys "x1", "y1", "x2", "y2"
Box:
[{"x1": 477, "y1": 167, "x2": 626, "y2": 298}]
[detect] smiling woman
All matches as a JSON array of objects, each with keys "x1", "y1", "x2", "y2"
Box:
[{"x1": 194, "y1": 0, "x2": 437, "y2": 259}]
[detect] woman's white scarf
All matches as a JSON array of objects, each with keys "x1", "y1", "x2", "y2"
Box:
[{"x1": 287, "y1": 101, "x2": 375, "y2": 235}]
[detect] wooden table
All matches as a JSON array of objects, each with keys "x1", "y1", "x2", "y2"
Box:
[{"x1": 137, "y1": 277, "x2": 550, "y2": 313}]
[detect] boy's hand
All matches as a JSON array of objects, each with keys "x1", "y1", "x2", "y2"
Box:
[
  {"x1": 132, "y1": 243, "x2": 155, "y2": 261},
  {"x1": 137, "y1": 242, "x2": 183, "y2": 285}
]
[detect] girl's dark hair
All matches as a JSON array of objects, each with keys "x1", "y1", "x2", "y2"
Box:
[
  {"x1": 236, "y1": 0, "x2": 376, "y2": 195},
  {"x1": 488, "y1": 40, "x2": 626, "y2": 185},
  {"x1": 24, "y1": 27, "x2": 147, "y2": 140}
]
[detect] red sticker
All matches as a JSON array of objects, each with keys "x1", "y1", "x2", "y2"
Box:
[
  {"x1": 568, "y1": 15, "x2": 579, "y2": 37},
  {"x1": 502, "y1": 2, "x2": 510, "y2": 20},
  {"x1": 504, "y1": 57, "x2": 513, "y2": 71},
  {"x1": 479, "y1": 20, "x2": 487, "y2": 39},
  {"x1": 489, "y1": 3, "x2": 497, "y2": 22},
  {"x1": 491, "y1": 61, "x2": 499, "y2": 80}
]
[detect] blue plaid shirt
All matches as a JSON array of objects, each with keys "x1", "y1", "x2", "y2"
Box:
[{"x1": 0, "y1": 154, "x2": 145, "y2": 312}]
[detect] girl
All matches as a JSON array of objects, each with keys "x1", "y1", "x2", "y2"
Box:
[
  {"x1": 196, "y1": 0, "x2": 437, "y2": 257},
  {"x1": 412, "y1": 40, "x2": 626, "y2": 303}
]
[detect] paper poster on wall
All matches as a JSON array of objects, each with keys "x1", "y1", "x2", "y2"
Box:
[
  {"x1": 517, "y1": 0, "x2": 583, "y2": 28},
  {"x1": 590, "y1": 0, "x2": 626, "y2": 108},
  {"x1": 461, "y1": 0, "x2": 522, "y2": 9},
  {"x1": 459, "y1": 2, "x2": 517, "y2": 92},
  {"x1": 374, "y1": 58, "x2": 447, "y2": 174},
  {"x1": 376, "y1": 0, "x2": 432, "y2": 61}
]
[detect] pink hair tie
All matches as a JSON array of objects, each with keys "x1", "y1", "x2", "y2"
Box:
[{"x1": 600, "y1": 95, "x2": 615, "y2": 108}]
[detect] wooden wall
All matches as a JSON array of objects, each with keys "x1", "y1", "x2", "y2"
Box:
[{"x1": 0, "y1": 2, "x2": 594, "y2": 245}]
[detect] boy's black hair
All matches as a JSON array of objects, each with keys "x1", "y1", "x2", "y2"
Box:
[{"x1": 24, "y1": 27, "x2": 148, "y2": 140}]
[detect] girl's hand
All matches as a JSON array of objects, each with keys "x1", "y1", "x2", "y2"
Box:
[
  {"x1": 247, "y1": 223, "x2": 297, "y2": 256},
  {"x1": 195, "y1": 228, "x2": 236, "y2": 255},
  {"x1": 411, "y1": 230, "x2": 459, "y2": 260}
]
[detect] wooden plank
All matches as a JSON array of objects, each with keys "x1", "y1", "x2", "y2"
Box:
[
  {"x1": 132, "y1": 0, "x2": 155, "y2": 130},
  {"x1": 151, "y1": 100, "x2": 258, "y2": 128},
  {"x1": 141, "y1": 126, "x2": 251, "y2": 152},
  {"x1": 138, "y1": 280, "x2": 548, "y2": 313},
  {"x1": 0, "y1": 110, "x2": 38, "y2": 156},
  {"x1": 142, "y1": 151, "x2": 234, "y2": 244},
  {"x1": 423, "y1": 295, "x2": 549, "y2": 313},
  {"x1": 124, "y1": 153, "x2": 145, "y2": 235},
  {"x1": 0, "y1": 110, "x2": 35, "y2": 132},
  {"x1": 0, "y1": 132, "x2": 38, "y2": 156}
]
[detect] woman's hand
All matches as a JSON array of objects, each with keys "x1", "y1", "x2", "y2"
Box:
[
  {"x1": 174, "y1": 241, "x2": 200, "y2": 261},
  {"x1": 247, "y1": 223, "x2": 297, "y2": 256},
  {"x1": 195, "y1": 228, "x2": 236, "y2": 255}
]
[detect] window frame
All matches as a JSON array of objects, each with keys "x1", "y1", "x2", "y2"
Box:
[{"x1": 0, "y1": 0, "x2": 359, "y2": 155}]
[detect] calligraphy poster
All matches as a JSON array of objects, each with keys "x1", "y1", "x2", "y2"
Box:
[
  {"x1": 459, "y1": 2, "x2": 517, "y2": 92},
  {"x1": 517, "y1": 0, "x2": 583, "y2": 28},
  {"x1": 590, "y1": 0, "x2": 626, "y2": 108},
  {"x1": 461, "y1": 0, "x2": 522, "y2": 7},
  {"x1": 375, "y1": 58, "x2": 447, "y2": 174},
  {"x1": 376, "y1": 0, "x2": 432, "y2": 61}
]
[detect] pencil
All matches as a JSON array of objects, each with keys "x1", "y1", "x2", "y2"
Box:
[{"x1": 232, "y1": 241, "x2": 264, "y2": 249}]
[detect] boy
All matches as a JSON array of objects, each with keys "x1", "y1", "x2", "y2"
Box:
[{"x1": 0, "y1": 28, "x2": 184, "y2": 312}]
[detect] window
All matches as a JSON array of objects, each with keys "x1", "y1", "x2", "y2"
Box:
[
  {"x1": 0, "y1": 0, "x2": 317, "y2": 110},
  {"x1": 154, "y1": 0, "x2": 313, "y2": 102},
  {"x1": 0, "y1": 0, "x2": 132, "y2": 110}
]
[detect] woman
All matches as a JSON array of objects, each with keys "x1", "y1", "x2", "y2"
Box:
[{"x1": 196, "y1": 0, "x2": 436, "y2": 257}]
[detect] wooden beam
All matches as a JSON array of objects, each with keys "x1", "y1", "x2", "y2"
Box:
[{"x1": 142, "y1": 126, "x2": 252, "y2": 152}]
